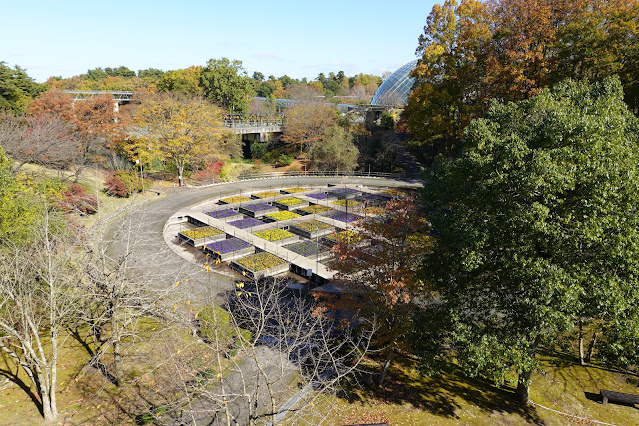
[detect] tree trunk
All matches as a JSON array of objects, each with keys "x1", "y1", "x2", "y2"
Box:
[
  {"x1": 578, "y1": 320, "x2": 586, "y2": 365},
  {"x1": 377, "y1": 350, "x2": 394, "y2": 386},
  {"x1": 586, "y1": 331, "x2": 598, "y2": 364},
  {"x1": 113, "y1": 340, "x2": 121, "y2": 386},
  {"x1": 516, "y1": 369, "x2": 532, "y2": 404}
]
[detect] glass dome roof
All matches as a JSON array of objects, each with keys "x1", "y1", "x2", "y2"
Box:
[{"x1": 371, "y1": 59, "x2": 418, "y2": 106}]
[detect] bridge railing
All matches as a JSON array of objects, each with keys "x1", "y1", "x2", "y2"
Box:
[
  {"x1": 236, "y1": 170, "x2": 405, "y2": 180},
  {"x1": 223, "y1": 118, "x2": 284, "y2": 128}
]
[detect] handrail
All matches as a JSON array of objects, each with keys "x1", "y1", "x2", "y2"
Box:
[{"x1": 236, "y1": 170, "x2": 405, "y2": 180}]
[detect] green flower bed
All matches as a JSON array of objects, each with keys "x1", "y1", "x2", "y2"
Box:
[
  {"x1": 277, "y1": 197, "x2": 306, "y2": 206},
  {"x1": 182, "y1": 226, "x2": 224, "y2": 239},
  {"x1": 252, "y1": 191, "x2": 280, "y2": 198},
  {"x1": 300, "y1": 205, "x2": 332, "y2": 214},
  {"x1": 295, "y1": 220, "x2": 331, "y2": 232},
  {"x1": 253, "y1": 228, "x2": 296, "y2": 241},
  {"x1": 282, "y1": 187, "x2": 306, "y2": 193},
  {"x1": 327, "y1": 230, "x2": 362, "y2": 244},
  {"x1": 220, "y1": 196, "x2": 251, "y2": 203},
  {"x1": 236, "y1": 252, "x2": 287, "y2": 271},
  {"x1": 331, "y1": 199, "x2": 362, "y2": 207},
  {"x1": 266, "y1": 211, "x2": 301, "y2": 221}
]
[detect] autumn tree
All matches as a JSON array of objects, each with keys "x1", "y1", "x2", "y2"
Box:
[
  {"x1": 157, "y1": 66, "x2": 203, "y2": 95},
  {"x1": 309, "y1": 125, "x2": 359, "y2": 171},
  {"x1": 422, "y1": 78, "x2": 639, "y2": 403},
  {"x1": 133, "y1": 93, "x2": 223, "y2": 186},
  {"x1": 200, "y1": 58, "x2": 255, "y2": 113},
  {"x1": 281, "y1": 102, "x2": 337, "y2": 153}
]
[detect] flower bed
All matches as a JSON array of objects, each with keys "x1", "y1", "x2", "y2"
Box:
[
  {"x1": 251, "y1": 191, "x2": 280, "y2": 199},
  {"x1": 205, "y1": 209, "x2": 242, "y2": 221},
  {"x1": 331, "y1": 199, "x2": 362, "y2": 208},
  {"x1": 179, "y1": 226, "x2": 225, "y2": 246},
  {"x1": 228, "y1": 217, "x2": 264, "y2": 229},
  {"x1": 362, "y1": 206, "x2": 386, "y2": 216},
  {"x1": 281, "y1": 187, "x2": 307, "y2": 194},
  {"x1": 298, "y1": 205, "x2": 332, "y2": 215},
  {"x1": 306, "y1": 192, "x2": 334, "y2": 201},
  {"x1": 324, "y1": 230, "x2": 363, "y2": 245},
  {"x1": 239, "y1": 202, "x2": 278, "y2": 218},
  {"x1": 219, "y1": 196, "x2": 251, "y2": 204},
  {"x1": 328, "y1": 187, "x2": 360, "y2": 198},
  {"x1": 204, "y1": 237, "x2": 254, "y2": 262},
  {"x1": 264, "y1": 210, "x2": 301, "y2": 221},
  {"x1": 290, "y1": 219, "x2": 334, "y2": 239},
  {"x1": 274, "y1": 197, "x2": 309, "y2": 210},
  {"x1": 358, "y1": 193, "x2": 391, "y2": 204},
  {"x1": 381, "y1": 189, "x2": 406, "y2": 197},
  {"x1": 283, "y1": 240, "x2": 331, "y2": 261},
  {"x1": 232, "y1": 252, "x2": 289, "y2": 279},
  {"x1": 327, "y1": 212, "x2": 362, "y2": 223},
  {"x1": 253, "y1": 228, "x2": 297, "y2": 242}
]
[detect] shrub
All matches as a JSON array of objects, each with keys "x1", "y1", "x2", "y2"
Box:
[
  {"x1": 250, "y1": 142, "x2": 268, "y2": 159},
  {"x1": 105, "y1": 170, "x2": 149, "y2": 197},
  {"x1": 274, "y1": 154, "x2": 293, "y2": 167},
  {"x1": 193, "y1": 160, "x2": 224, "y2": 182},
  {"x1": 61, "y1": 183, "x2": 98, "y2": 215},
  {"x1": 218, "y1": 164, "x2": 233, "y2": 182}
]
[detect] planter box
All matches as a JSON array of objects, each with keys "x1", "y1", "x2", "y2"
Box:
[
  {"x1": 296, "y1": 205, "x2": 333, "y2": 216},
  {"x1": 263, "y1": 210, "x2": 302, "y2": 222},
  {"x1": 253, "y1": 229, "x2": 299, "y2": 246},
  {"x1": 250, "y1": 191, "x2": 280, "y2": 199},
  {"x1": 203, "y1": 238, "x2": 255, "y2": 262},
  {"x1": 179, "y1": 226, "x2": 226, "y2": 247},
  {"x1": 328, "y1": 187, "x2": 361, "y2": 199},
  {"x1": 283, "y1": 240, "x2": 332, "y2": 261},
  {"x1": 204, "y1": 209, "x2": 243, "y2": 222},
  {"x1": 219, "y1": 196, "x2": 251, "y2": 205},
  {"x1": 322, "y1": 230, "x2": 364, "y2": 247},
  {"x1": 273, "y1": 197, "x2": 309, "y2": 211},
  {"x1": 305, "y1": 192, "x2": 337, "y2": 201},
  {"x1": 280, "y1": 187, "x2": 308, "y2": 194},
  {"x1": 239, "y1": 203, "x2": 279, "y2": 218},
  {"x1": 228, "y1": 217, "x2": 265, "y2": 229},
  {"x1": 231, "y1": 252, "x2": 290, "y2": 279},
  {"x1": 289, "y1": 220, "x2": 334, "y2": 239}
]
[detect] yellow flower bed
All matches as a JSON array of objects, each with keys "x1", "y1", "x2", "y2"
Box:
[
  {"x1": 236, "y1": 252, "x2": 287, "y2": 271},
  {"x1": 277, "y1": 197, "x2": 306, "y2": 206},
  {"x1": 295, "y1": 220, "x2": 331, "y2": 232},
  {"x1": 253, "y1": 228, "x2": 295, "y2": 241},
  {"x1": 182, "y1": 226, "x2": 224, "y2": 239},
  {"x1": 266, "y1": 211, "x2": 301, "y2": 221},
  {"x1": 282, "y1": 187, "x2": 306, "y2": 193},
  {"x1": 220, "y1": 196, "x2": 251, "y2": 203},
  {"x1": 327, "y1": 230, "x2": 362, "y2": 244},
  {"x1": 363, "y1": 206, "x2": 386, "y2": 215},
  {"x1": 300, "y1": 205, "x2": 332, "y2": 214},
  {"x1": 331, "y1": 199, "x2": 362, "y2": 207},
  {"x1": 381, "y1": 189, "x2": 405, "y2": 196},
  {"x1": 252, "y1": 191, "x2": 280, "y2": 198}
]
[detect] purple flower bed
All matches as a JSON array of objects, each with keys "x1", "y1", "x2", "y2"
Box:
[
  {"x1": 206, "y1": 238, "x2": 252, "y2": 254},
  {"x1": 229, "y1": 217, "x2": 264, "y2": 229},
  {"x1": 328, "y1": 212, "x2": 362, "y2": 223},
  {"x1": 244, "y1": 202, "x2": 274, "y2": 212},
  {"x1": 306, "y1": 192, "x2": 330, "y2": 200},
  {"x1": 205, "y1": 209, "x2": 238, "y2": 219},
  {"x1": 329, "y1": 187, "x2": 360, "y2": 197},
  {"x1": 284, "y1": 240, "x2": 326, "y2": 257}
]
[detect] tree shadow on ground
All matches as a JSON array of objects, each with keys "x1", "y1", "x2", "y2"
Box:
[
  {"x1": 342, "y1": 355, "x2": 544, "y2": 424},
  {"x1": 0, "y1": 352, "x2": 43, "y2": 417}
]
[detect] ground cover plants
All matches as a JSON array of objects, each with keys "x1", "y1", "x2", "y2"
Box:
[
  {"x1": 328, "y1": 212, "x2": 361, "y2": 223},
  {"x1": 332, "y1": 199, "x2": 362, "y2": 207},
  {"x1": 228, "y1": 217, "x2": 264, "y2": 229},
  {"x1": 205, "y1": 237, "x2": 252, "y2": 254},
  {"x1": 381, "y1": 189, "x2": 405, "y2": 197},
  {"x1": 265, "y1": 211, "x2": 301, "y2": 221},
  {"x1": 282, "y1": 187, "x2": 306, "y2": 193},
  {"x1": 306, "y1": 192, "x2": 331, "y2": 200},
  {"x1": 235, "y1": 252, "x2": 287, "y2": 271},
  {"x1": 284, "y1": 240, "x2": 327, "y2": 257},
  {"x1": 181, "y1": 226, "x2": 224, "y2": 239},
  {"x1": 242, "y1": 202, "x2": 275, "y2": 212},
  {"x1": 205, "y1": 209, "x2": 239, "y2": 219},
  {"x1": 326, "y1": 230, "x2": 362, "y2": 244},
  {"x1": 220, "y1": 195, "x2": 251, "y2": 203},
  {"x1": 252, "y1": 191, "x2": 280, "y2": 198},
  {"x1": 329, "y1": 187, "x2": 360, "y2": 197},
  {"x1": 253, "y1": 228, "x2": 295, "y2": 241},
  {"x1": 276, "y1": 197, "x2": 306, "y2": 206},
  {"x1": 294, "y1": 219, "x2": 331, "y2": 232},
  {"x1": 300, "y1": 205, "x2": 332, "y2": 214}
]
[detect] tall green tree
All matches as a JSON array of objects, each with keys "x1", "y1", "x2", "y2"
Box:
[
  {"x1": 309, "y1": 125, "x2": 359, "y2": 171},
  {"x1": 200, "y1": 58, "x2": 255, "y2": 113},
  {"x1": 0, "y1": 62, "x2": 44, "y2": 113},
  {"x1": 423, "y1": 78, "x2": 639, "y2": 403}
]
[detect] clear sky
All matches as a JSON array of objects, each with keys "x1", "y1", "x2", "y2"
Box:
[{"x1": 1, "y1": 0, "x2": 437, "y2": 82}]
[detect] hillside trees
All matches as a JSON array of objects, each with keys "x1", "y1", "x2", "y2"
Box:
[
  {"x1": 0, "y1": 62, "x2": 44, "y2": 114},
  {"x1": 132, "y1": 94, "x2": 224, "y2": 186},
  {"x1": 200, "y1": 58, "x2": 255, "y2": 112},
  {"x1": 281, "y1": 103, "x2": 337, "y2": 153},
  {"x1": 309, "y1": 125, "x2": 359, "y2": 171},
  {"x1": 422, "y1": 78, "x2": 639, "y2": 403}
]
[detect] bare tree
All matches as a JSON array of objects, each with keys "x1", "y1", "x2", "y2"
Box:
[{"x1": 0, "y1": 209, "x2": 80, "y2": 422}]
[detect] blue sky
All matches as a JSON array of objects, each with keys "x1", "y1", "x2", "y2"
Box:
[{"x1": 1, "y1": 0, "x2": 437, "y2": 82}]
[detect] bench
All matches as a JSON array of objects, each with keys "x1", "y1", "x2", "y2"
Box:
[{"x1": 600, "y1": 389, "x2": 639, "y2": 406}]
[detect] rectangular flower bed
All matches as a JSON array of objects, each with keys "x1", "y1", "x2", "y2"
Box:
[
  {"x1": 323, "y1": 230, "x2": 363, "y2": 246},
  {"x1": 283, "y1": 240, "x2": 331, "y2": 261},
  {"x1": 252, "y1": 228, "x2": 299, "y2": 245},
  {"x1": 251, "y1": 191, "x2": 281, "y2": 199},
  {"x1": 219, "y1": 195, "x2": 251, "y2": 204},
  {"x1": 280, "y1": 187, "x2": 307, "y2": 194},
  {"x1": 231, "y1": 252, "x2": 290, "y2": 279},
  {"x1": 305, "y1": 192, "x2": 335, "y2": 201},
  {"x1": 205, "y1": 209, "x2": 243, "y2": 222},
  {"x1": 381, "y1": 189, "x2": 406, "y2": 197},
  {"x1": 326, "y1": 212, "x2": 362, "y2": 224},
  {"x1": 228, "y1": 217, "x2": 265, "y2": 229},
  {"x1": 328, "y1": 187, "x2": 361, "y2": 198},
  {"x1": 331, "y1": 199, "x2": 362, "y2": 208},
  {"x1": 297, "y1": 205, "x2": 333, "y2": 216},
  {"x1": 289, "y1": 219, "x2": 334, "y2": 239},
  {"x1": 203, "y1": 237, "x2": 255, "y2": 262},
  {"x1": 263, "y1": 210, "x2": 302, "y2": 222},
  {"x1": 273, "y1": 197, "x2": 309, "y2": 211},
  {"x1": 239, "y1": 202, "x2": 279, "y2": 218},
  {"x1": 179, "y1": 226, "x2": 226, "y2": 246},
  {"x1": 357, "y1": 193, "x2": 392, "y2": 205}
]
